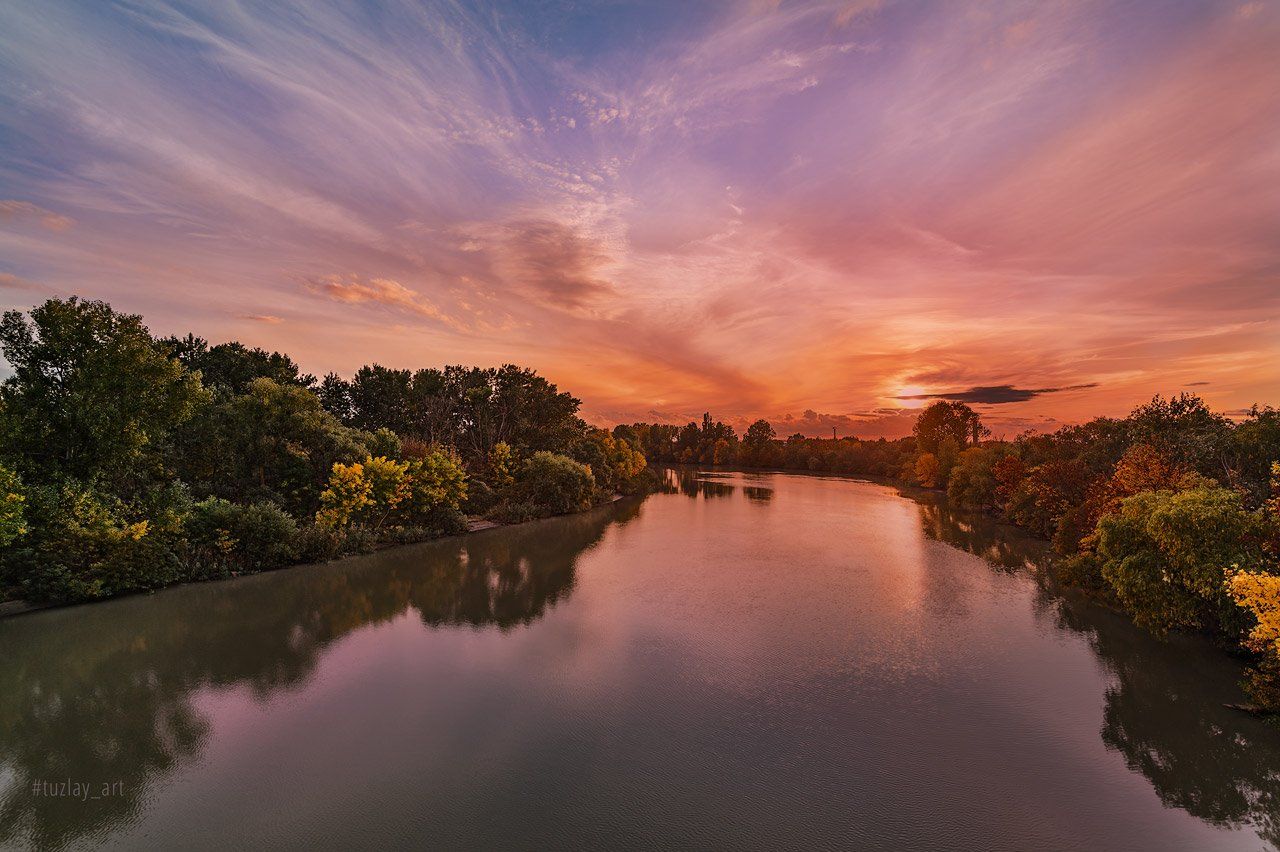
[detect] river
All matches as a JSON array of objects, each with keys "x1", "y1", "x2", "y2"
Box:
[{"x1": 1, "y1": 469, "x2": 1276, "y2": 850}]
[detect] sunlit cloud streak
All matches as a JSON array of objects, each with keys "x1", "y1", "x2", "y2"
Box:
[{"x1": 0, "y1": 0, "x2": 1276, "y2": 436}]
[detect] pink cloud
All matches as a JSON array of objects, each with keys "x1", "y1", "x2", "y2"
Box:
[{"x1": 0, "y1": 200, "x2": 73, "y2": 232}]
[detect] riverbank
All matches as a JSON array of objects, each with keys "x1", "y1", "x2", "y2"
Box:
[{"x1": 0, "y1": 493, "x2": 634, "y2": 619}]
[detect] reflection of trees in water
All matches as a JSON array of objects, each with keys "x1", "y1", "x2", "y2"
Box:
[
  {"x1": 1058, "y1": 601, "x2": 1280, "y2": 848},
  {"x1": 910, "y1": 489, "x2": 1047, "y2": 572},
  {"x1": 662, "y1": 467, "x2": 736, "y2": 499},
  {"x1": 906, "y1": 487, "x2": 1280, "y2": 848},
  {"x1": 0, "y1": 501, "x2": 639, "y2": 850},
  {"x1": 742, "y1": 486, "x2": 774, "y2": 503}
]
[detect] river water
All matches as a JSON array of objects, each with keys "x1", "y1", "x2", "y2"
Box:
[{"x1": 1, "y1": 469, "x2": 1276, "y2": 850}]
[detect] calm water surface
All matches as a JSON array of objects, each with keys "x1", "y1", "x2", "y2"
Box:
[{"x1": 1, "y1": 470, "x2": 1277, "y2": 850}]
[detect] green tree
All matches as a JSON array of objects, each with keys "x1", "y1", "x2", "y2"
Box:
[
  {"x1": 0, "y1": 298, "x2": 207, "y2": 493},
  {"x1": 570, "y1": 429, "x2": 646, "y2": 493},
  {"x1": 347, "y1": 364, "x2": 415, "y2": 434},
  {"x1": 1127, "y1": 393, "x2": 1232, "y2": 480},
  {"x1": 162, "y1": 336, "x2": 313, "y2": 393},
  {"x1": 947, "y1": 445, "x2": 1013, "y2": 511},
  {"x1": 446, "y1": 365, "x2": 584, "y2": 462},
  {"x1": 740, "y1": 419, "x2": 777, "y2": 466},
  {"x1": 315, "y1": 372, "x2": 354, "y2": 423},
  {"x1": 913, "y1": 401, "x2": 986, "y2": 454},
  {"x1": 176, "y1": 378, "x2": 372, "y2": 515},
  {"x1": 1095, "y1": 486, "x2": 1262, "y2": 636},
  {"x1": 2, "y1": 482, "x2": 188, "y2": 601},
  {"x1": 1230, "y1": 405, "x2": 1280, "y2": 504},
  {"x1": 744, "y1": 419, "x2": 776, "y2": 446}
]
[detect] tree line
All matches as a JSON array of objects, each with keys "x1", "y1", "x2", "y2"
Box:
[
  {"x1": 618, "y1": 396, "x2": 1280, "y2": 712},
  {"x1": 0, "y1": 297, "x2": 653, "y2": 604}
]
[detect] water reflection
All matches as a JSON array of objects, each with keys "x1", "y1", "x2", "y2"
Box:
[
  {"x1": 900, "y1": 482, "x2": 1280, "y2": 848},
  {"x1": 4, "y1": 473, "x2": 1279, "y2": 850},
  {"x1": 0, "y1": 501, "x2": 640, "y2": 850},
  {"x1": 663, "y1": 467, "x2": 736, "y2": 499},
  {"x1": 909, "y1": 487, "x2": 1048, "y2": 572},
  {"x1": 1062, "y1": 603, "x2": 1280, "y2": 847}
]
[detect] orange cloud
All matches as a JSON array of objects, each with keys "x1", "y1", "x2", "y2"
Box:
[
  {"x1": 299, "y1": 274, "x2": 466, "y2": 330},
  {"x1": 0, "y1": 200, "x2": 73, "y2": 232}
]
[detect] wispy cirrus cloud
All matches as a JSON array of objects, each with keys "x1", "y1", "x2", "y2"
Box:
[
  {"x1": 0, "y1": 0, "x2": 1275, "y2": 432},
  {"x1": 0, "y1": 272, "x2": 41, "y2": 291},
  {"x1": 299, "y1": 274, "x2": 467, "y2": 331},
  {"x1": 0, "y1": 200, "x2": 74, "y2": 232}
]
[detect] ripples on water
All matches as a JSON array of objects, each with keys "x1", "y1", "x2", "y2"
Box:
[{"x1": 0, "y1": 469, "x2": 1276, "y2": 850}]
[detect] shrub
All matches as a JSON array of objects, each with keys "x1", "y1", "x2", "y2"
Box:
[
  {"x1": 514, "y1": 451, "x2": 595, "y2": 515},
  {"x1": 402, "y1": 450, "x2": 468, "y2": 524},
  {"x1": 294, "y1": 525, "x2": 344, "y2": 563},
  {"x1": 489, "y1": 499, "x2": 542, "y2": 524},
  {"x1": 1095, "y1": 487, "x2": 1261, "y2": 636},
  {"x1": 2, "y1": 484, "x2": 185, "y2": 602},
  {"x1": 183, "y1": 498, "x2": 299, "y2": 575},
  {"x1": 381, "y1": 511, "x2": 468, "y2": 544},
  {"x1": 461, "y1": 479, "x2": 499, "y2": 515}
]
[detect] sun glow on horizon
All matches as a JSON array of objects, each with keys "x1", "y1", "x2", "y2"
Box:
[{"x1": 894, "y1": 386, "x2": 929, "y2": 410}]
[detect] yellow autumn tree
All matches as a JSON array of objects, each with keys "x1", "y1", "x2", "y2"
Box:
[
  {"x1": 317, "y1": 453, "x2": 466, "y2": 532},
  {"x1": 1228, "y1": 570, "x2": 1280, "y2": 657},
  {"x1": 1223, "y1": 461, "x2": 1280, "y2": 709},
  {"x1": 404, "y1": 450, "x2": 468, "y2": 519},
  {"x1": 316, "y1": 460, "x2": 374, "y2": 530},
  {"x1": 363, "y1": 456, "x2": 414, "y2": 530},
  {"x1": 488, "y1": 441, "x2": 516, "y2": 490},
  {"x1": 914, "y1": 453, "x2": 940, "y2": 488},
  {"x1": 0, "y1": 464, "x2": 27, "y2": 547}
]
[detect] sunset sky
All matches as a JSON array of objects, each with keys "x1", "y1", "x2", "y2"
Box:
[{"x1": 1, "y1": 0, "x2": 1277, "y2": 437}]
